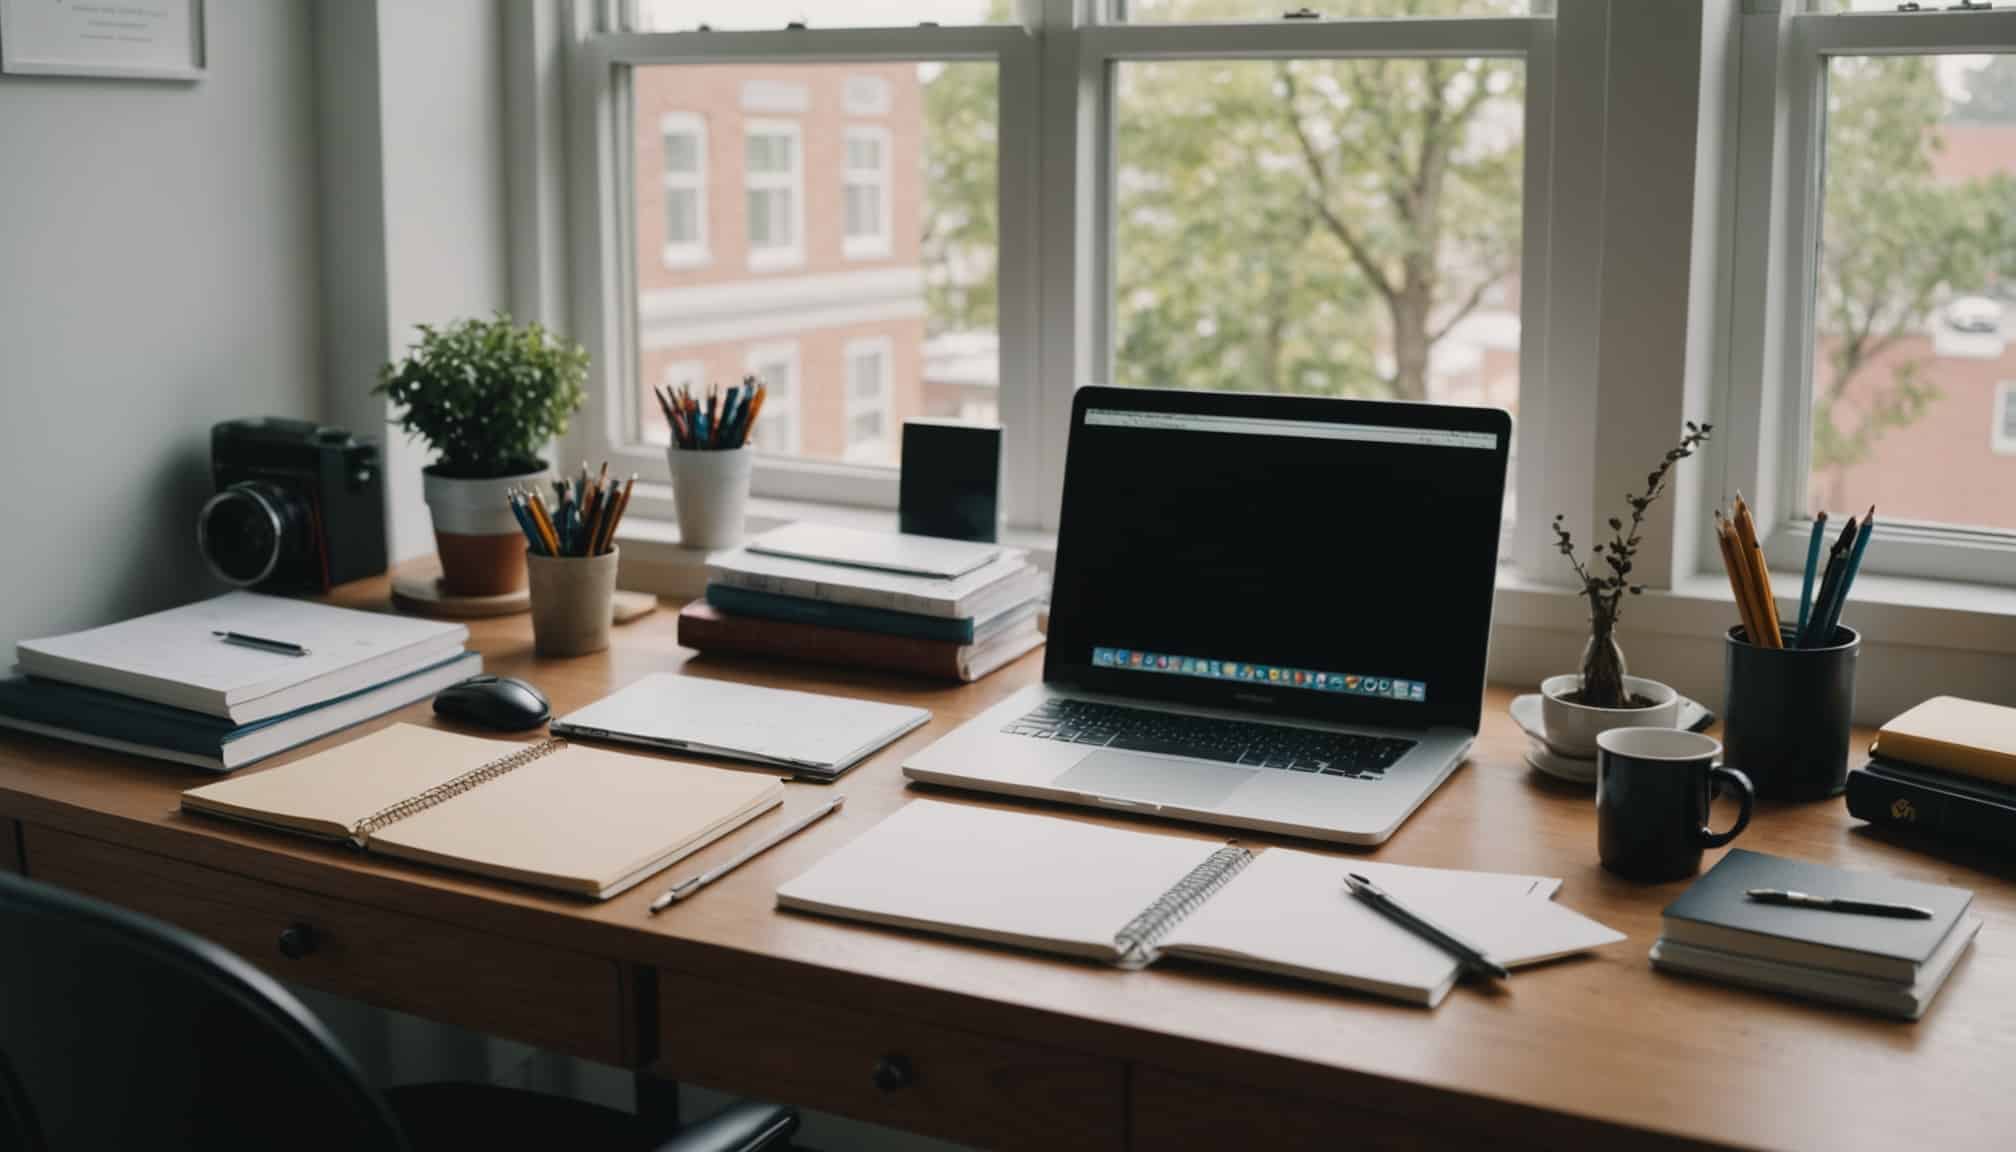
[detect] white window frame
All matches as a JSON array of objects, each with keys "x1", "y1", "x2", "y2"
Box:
[
  {"x1": 843, "y1": 336, "x2": 895, "y2": 461},
  {"x1": 564, "y1": 19, "x2": 1037, "y2": 522},
  {"x1": 1726, "y1": 5, "x2": 2016, "y2": 588},
  {"x1": 743, "y1": 118, "x2": 805, "y2": 271},
  {"x1": 841, "y1": 124, "x2": 893, "y2": 260},
  {"x1": 745, "y1": 340, "x2": 803, "y2": 456},
  {"x1": 1994, "y1": 382, "x2": 2016, "y2": 458},
  {"x1": 658, "y1": 112, "x2": 708, "y2": 268}
]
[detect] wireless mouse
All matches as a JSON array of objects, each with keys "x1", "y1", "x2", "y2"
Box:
[{"x1": 432, "y1": 674, "x2": 551, "y2": 732}]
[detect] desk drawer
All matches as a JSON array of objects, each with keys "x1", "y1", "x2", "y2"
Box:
[
  {"x1": 654, "y1": 972, "x2": 1126, "y2": 1152},
  {"x1": 24, "y1": 826, "x2": 635, "y2": 1066}
]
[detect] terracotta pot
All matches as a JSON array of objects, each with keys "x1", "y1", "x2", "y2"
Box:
[{"x1": 422, "y1": 463, "x2": 549, "y2": 597}]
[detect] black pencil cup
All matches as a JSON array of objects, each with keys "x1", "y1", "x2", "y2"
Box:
[{"x1": 1722, "y1": 625, "x2": 1859, "y2": 801}]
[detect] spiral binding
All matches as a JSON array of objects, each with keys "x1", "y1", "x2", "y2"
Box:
[
  {"x1": 348, "y1": 738, "x2": 567, "y2": 846},
  {"x1": 1112, "y1": 844, "x2": 1254, "y2": 969}
]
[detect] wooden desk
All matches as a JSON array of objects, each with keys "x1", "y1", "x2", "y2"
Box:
[{"x1": 3, "y1": 576, "x2": 2014, "y2": 1151}]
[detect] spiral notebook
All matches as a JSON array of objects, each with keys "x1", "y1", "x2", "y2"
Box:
[
  {"x1": 182, "y1": 724, "x2": 783, "y2": 899},
  {"x1": 777, "y1": 802, "x2": 1623, "y2": 1006}
]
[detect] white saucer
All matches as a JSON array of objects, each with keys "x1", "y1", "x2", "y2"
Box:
[
  {"x1": 1524, "y1": 743, "x2": 1598, "y2": 785},
  {"x1": 1508, "y1": 691, "x2": 1715, "y2": 759}
]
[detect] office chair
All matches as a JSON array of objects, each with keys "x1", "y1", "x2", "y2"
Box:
[{"x1": 0, "y1": 871, "x2": 796, "y2": 1152}]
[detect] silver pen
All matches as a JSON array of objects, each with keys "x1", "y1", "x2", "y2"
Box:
[{"x1": 648, "y1": 795, "x2": 845, "y2": 914}]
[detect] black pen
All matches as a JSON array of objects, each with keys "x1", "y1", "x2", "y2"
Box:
[
  {"x1": 1345, "y1": 872, "x2": 1510, "y2": 981},
  {"x1": 1746, "y1": 888, "x2": 1934, "y2": 919},
  {"x1": 212, "y1": 630, "x2": 311, "y2": 657}
]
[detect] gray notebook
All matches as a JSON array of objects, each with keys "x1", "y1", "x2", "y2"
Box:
[{"x1": 1661, "y1": 849, "x2": 1975, "y2": 983}]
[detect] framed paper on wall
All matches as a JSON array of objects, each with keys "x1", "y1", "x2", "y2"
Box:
[{"x1": 0, "y1": 0, "x2": 204, "y2": 81}]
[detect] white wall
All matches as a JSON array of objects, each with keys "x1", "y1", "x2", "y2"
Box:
[{"x1": 0, "y1": 0, "x2": 322, "y2": 651}]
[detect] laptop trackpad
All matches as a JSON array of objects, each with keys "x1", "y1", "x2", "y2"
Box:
[{"x1": 1054, "y1": 750, "x2": 1255, "y2": 810}]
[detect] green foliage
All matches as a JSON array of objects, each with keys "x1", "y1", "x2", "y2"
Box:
[
  {"x1": 1812, "y1": 57, "x2": 1990, "y2": 476},
  {"x1": 375, "y1": 315, "x2": 588, "y2": 479},
  {"x1": 921, "y1": 9, "x2": 1010, "y2": 336}
]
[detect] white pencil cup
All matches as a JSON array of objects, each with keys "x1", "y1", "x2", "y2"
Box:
[{"x1": 667, "y1": 446, "x2": 752, "y2": 550}]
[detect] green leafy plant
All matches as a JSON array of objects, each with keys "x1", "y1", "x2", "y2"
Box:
[
  {"x1": 1551, "y1": 422, "x2": 1713, "y2": 709},
  {"x1": 375, "y1": 315, "x2": 589, "y2": 479}
]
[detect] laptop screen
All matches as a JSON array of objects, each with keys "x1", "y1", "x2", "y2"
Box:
[{"x1": 1045, "y1": 388, "x2": 1510, "y2": 734}]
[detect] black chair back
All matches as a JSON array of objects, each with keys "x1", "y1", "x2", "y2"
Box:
[{"x1": 0, "y1": 871, "x2": 408, "y2": 1152}]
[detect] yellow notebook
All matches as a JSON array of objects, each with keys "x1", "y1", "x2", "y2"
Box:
[
  {"x1": 182, "y1": 723, "x2": 783, "y2": 899},
  {"x1": 1873, "y1": 697, "x2": 2016, "y2": 788}
]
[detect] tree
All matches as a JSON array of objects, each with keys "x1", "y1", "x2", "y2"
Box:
[
  {"x1": 1809, "y1": 56, "x2": 1991, "y2": 503},
  {"x1": 922, "y1": 58, "x2": 1002, "y2": 336},
  {"x1": 1955, "y1": 54, "x2": 2016, "y2": 123}
]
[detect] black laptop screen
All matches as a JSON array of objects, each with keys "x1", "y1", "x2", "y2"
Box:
[{"x1": 1045, "y1": 388, "x2": 1510, "y2": 733}]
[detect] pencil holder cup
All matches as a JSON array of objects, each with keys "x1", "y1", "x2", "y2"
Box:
[
  {"x1": 1722, "y1": 624, "x2": 1859, "y2": 801},
  {"x1": 667, "y1": 446, "x2": 752, "y2": 551},
  {"x1": 526, "y1": 547, "x2": 619, "y2": 657}
]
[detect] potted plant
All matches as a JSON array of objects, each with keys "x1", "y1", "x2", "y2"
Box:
[
  {"x1": 1540, "y1": 422, "x2": 1712, "y2": 757},
  {"x1": 377, "y1": 315, "x2": 588, "y2": 596}
]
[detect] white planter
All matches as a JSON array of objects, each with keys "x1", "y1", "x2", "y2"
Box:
[
  {"x1": 666, "y1": 446, "x2": 752, "y2": 550},
  {"x1": 1538, "y1": 673, "x2": 1681, "y2": 760},
  {"x1": 422, "y1": 466, "x2": 546, "y2": 536}
]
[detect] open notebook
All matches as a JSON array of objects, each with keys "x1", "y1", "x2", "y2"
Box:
[
  {"x1": 183, "y1": 724, "x2": 783, "y2": 899},
  {"x1": 777, "y1": 801, "x2": 1624, "y2": 1006}
]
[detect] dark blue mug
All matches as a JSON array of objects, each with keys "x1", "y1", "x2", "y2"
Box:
[{"x1": 1597, "y1": 727, "x2": 1754, "y2": 882}]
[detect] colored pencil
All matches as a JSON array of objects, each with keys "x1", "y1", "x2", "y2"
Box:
[
  {"x1": 1732, "y1": 495, "x2": 1782, "y2": 648},
  {"x1": 1795, "y1": 511, "x2": 1827, "y2": 644},
  {"x1": 1818, "y1": 507, "x2": 1874, "y2": 644},
  {"x1": 1716, "y1": 512, "x2": 1765, "y2": 645}
]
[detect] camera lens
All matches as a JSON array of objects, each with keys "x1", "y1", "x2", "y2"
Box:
[{"x1": 198, "y1": 482, "x2": 310, "y2": 586}]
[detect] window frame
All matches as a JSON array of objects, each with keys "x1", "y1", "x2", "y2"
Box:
[
  {"x1": 564, "y1": 22, "x2": 1037, "y2": 521},
  {"x1": 745, "y1": 339, "x2": 803, "y2": 457},
  {"x1": 1730, "y1": 6, "x2": 2016, "y2": 587},
  {"x1": 841, "y1": 123, "x2": 893, "y2": 261},
  {"x1": 844, "y1": 335, "x2": 896, "y2": 461},
  {"x1": 742, "y1": 117, "x2": 805, "y2": 271},
  {"x1": 657, "y1": 111, "x2": 709, "y2": 268},
  {"x1": 1994, "y1": 382, "x2": 2016, "y2": 458}
]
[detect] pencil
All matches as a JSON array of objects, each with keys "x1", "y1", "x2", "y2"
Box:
[
  {"x1": 1819, "y1": 507, "x2": 1875, "y2": 643},
  {"x1": 1795, "y1": 511, "x2": 1827, "y2": 645},
  {"x1": 1732, "y1": 495, "x2": 1782, "y2": 648},
  {"x1": 740, "y1": 384, "x2": 766, "y2": 448},
  {"x1": 525, "y1": 490, "x2": 561, "y2": 557},
  {"x1": 1715, "y1": 512, "x2": 1764, "y2": 645}
]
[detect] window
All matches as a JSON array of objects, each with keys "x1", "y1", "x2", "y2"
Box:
[
  {"x1": 634, "y1": 1, "x2": 1008, "y2": 33},
  {"x1": 1120, "y1": 0, "x2": 1534, "y2": 22},
  {"x1": 1740, "y1": 7, "x2": 2016, "y2": 585},
  {"x1": 744, "y1": 121, "x2": 804, "y2": 269},
  {"x1": 1996, "y1": 383, "x2": 2016, "y2": 457},
  {"x1": 843, "y1": 126, "x2": 892, "y2": 259},
  {"x1": 746, "y1": 342, "x2": 802, "y2": 456},
  {"x1": 845, "y1": 337, "x2": 895, "y2": 462},
  {"x1": 659, "y1": 114, "x2": 708, "y2": 267},
  {"x1": 645, "y1": 360, "x2": 707, "y2": 446},
  {"x1": 845, "y1": 75, "x2": 891, "y2": 116}
]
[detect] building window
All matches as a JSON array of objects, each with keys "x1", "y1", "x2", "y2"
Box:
[
  {"x1": 659, "y1": 114, "x2": 707, "y2": 268},
  {"x1": 845, "y1": 337, "x2": 894, "y2": 463},
  {"x1": 746, "y1": 342, "x2": 801, "y2": 456},
  {"x1": 843, "y1": 125, "x2": 892, "y2": 260},
  {"x1": 1996, "y1": 383, "x2": 2016, "y2": 457},
  {"x1": 745, "y1": 120, "x2": 803, "y2": 270},
  {"x1": 844, "y1": 75, "x2": 891, "y2": 116}
]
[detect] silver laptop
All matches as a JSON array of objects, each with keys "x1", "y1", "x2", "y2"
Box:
[{"x1": 904, "y1": 386, "x2": 1511, "y2": 845}]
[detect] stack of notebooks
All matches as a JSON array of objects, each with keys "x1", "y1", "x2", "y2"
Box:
[
  {"x1": 1651, "y1": 849, "x2": 1980, "y2": 1020},
  {"x1": 0, "y1": 592, "x2": 479, "y2": 773},
  {"x1": 777, "y1": 801, "x2": 1624, "y2": 1007},
  {"x1": 183, "y1": 724, "x2": 782, "y2": 899},
  {"x1": 1848, "y1": 696, "x2": 2016, "y2": 860},
  {"x1": 679, "y1": 522, "x2": 1046, "y2": 682}
]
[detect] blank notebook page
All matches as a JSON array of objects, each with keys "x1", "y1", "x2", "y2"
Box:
[
  {"x1": 775, "y1": 800, "x2": 1221, "y2": 959},
  {"x1": 1161, "y1": 848, "x2": 1622, "y2": 999}
]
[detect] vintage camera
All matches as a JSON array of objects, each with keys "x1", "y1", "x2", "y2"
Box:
[{"x1": 198, "y1": 418, "x2": 388, "y2": 592}]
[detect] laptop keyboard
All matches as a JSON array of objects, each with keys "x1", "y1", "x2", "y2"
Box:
[{"x1": 1003, "y1": 698, "x2": 1414, "y2": 778}]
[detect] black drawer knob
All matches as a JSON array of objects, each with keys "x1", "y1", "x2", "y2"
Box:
[
  {"x1": 871, "y1": 1053, "x2": 914, "y2": 1093},
  {"x1": 277, "y1": 923, "x2": 317, "y2": 960}
]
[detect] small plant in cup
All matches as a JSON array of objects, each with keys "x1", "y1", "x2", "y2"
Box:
[{"x1": 1550, "y1": 422, "x2": 1713, "y2": 709}]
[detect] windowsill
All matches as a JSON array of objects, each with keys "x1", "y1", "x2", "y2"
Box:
[
  {"x1": 746, "y1": 249, "x2": 805, "y2": 272},
  {"x1": 659, "y1": 246, "x2": 710, "y2": 269},
  {"x1": 842, "y1": 240, "x2": 892, "y2": 260}
]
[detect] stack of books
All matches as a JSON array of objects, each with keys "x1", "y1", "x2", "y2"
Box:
[
  {"x1": 1848, "y1": 696, "x2": 2016, "y2": 861},
  {"x1": 677, "y1": 523, "x2": 1045, "y2": 682},
  {"x1": 1651, "y1": 849, "x2": 1980, "y2": 1020},
  {"x1": 0, "y1": 591, "x2": 478, "y2": 773}
]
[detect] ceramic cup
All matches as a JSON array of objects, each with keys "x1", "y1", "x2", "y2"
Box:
[
  {"x1": 667, "y1": 447, "x2": 752, "y2": 550},
  {"x1": 526, "y1": 547, "x2": 619, "y2": 657},
  {"x1": 1723, "y1": 624, "x2": 1860, "y2": 801},
  {"x1": 1597, "y1": 727, "x2": 1754, "y2": 882},
  {"x1": 1539, "y1": 673, "x2": 1682, "y2": 759}
]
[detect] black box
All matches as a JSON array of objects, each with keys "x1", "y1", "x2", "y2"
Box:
[{"x1": 899, "y1": 420, "x2": 1000, "y2": 543}]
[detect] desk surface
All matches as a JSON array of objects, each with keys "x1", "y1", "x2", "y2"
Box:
[{"x1": 3, "y1": 575, "x2": 2014, "y2": 1152}]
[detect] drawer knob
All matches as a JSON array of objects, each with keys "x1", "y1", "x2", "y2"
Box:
[
  {"x1": 872, "y1": 1053, "x2": 914, "y2": 1093},
  {"x1": 277, "y1": 922, "x2": 317, "y2": 960}
]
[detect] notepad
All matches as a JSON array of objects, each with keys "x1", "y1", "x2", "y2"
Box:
[
  {"x1": 183, "y1": 724, "x2": 783, "y2": 899},
  {"x1": 777, "y1": 802, "x2": 1623, "y2": 1006}
]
